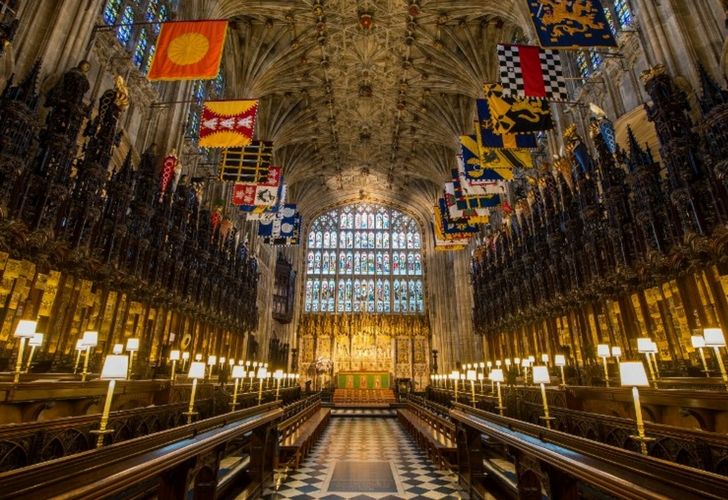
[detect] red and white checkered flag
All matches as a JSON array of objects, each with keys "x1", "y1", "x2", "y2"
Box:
[{"x1": 497, "y1": 44, "x2": 568, "y2": 102}]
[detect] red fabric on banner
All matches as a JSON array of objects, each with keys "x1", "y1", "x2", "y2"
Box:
[{"x1": 518, "y1": 45, "x2": 546, "y2": 98}]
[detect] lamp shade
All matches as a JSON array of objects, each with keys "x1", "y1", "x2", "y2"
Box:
[
  {"x1": 125, "y1": 338, "x2": 139, "y2": 351},
  {"x1": 220, "y1": 357, "x2": 226, "y2": 364},
  {"x1": 248, "y1": 371, "x2": 255, "y2": 378},
  {"x1": 100, "y1": 354, "x2": 129, "y2": 380},
  {"x1": 257, "y1": 367, "x2": 268, "y2": 379},
  {"x1": 541, "y1": 353, "x2": 549, "y2": 363},
  {"x1": 691, "y1": 335, "x2": 706, "y2": 349},
  {"x1": 112, "y1": 343, "x2": 124, "y2": 355},
  {"x1": 554, "y1": 354, "x2": 566, "y2": 367},
  {"x1": 505, "y1": 359, "x2": 511, "y2": 366},
  {"x1": 611, "y1": 346, "x2": 622, "y2": 357},
  {"x1": 81, "y1": 331, "x2": 98, "y2": 347},
  {"x1": 636, "y1": 337, "x2": 653, "y2": 353},
  {"x1": 232, "y1": 365, "x2": 245, "y2": 379},
  {"x1": 532, "y1": 365, "x2": 551, "y2": 384},
  {"x1": 466, "y1": 369, "x2": 476, "y2": 381},
  {"x1": 477, "y1": 373, "x2": 484, "y2": 381},
  {"x1": 28, "y1": 333, "x2": 44, "y2": 347},
  {"x1": 207, "y1": 355, "x2": 217, "y2": 365},
  {"x1": 619, "y1": 361, "x2": 649, "y2": 387},
  {"x1": 229, "y1": 359, "x2": 235, "y2": 366},
  {"x1": 448, "y1": 370, "x2": 459, "y2": 380},
  {"x1": 489, "y1": 368, "x2": 504, "y2": 383},
  {"x1": 495, "y1": 360, "x2": 502, "y2": 367},
  {"x1": 274, "y1": 369, "x2": 284, "y2": 380},
  {"x1": 704, "y1": 328, "x2": 726, "y2": 347},
  {"x1": 487, "y1": 361, "x2": 493, "y2": 368},
  {"x1": 479, "y1": 362, "x2": 485, "y2": 368},
  {"x1": 195, "y1": 354, "x2": 202, "y2": 361},
  {"x1": 521, "y1": 359, "x2": 530, "y2": 367},
  {"x1": 170, "y1": 350, "x2": 180, "y2": 361},
  {"x1": 514, "y1": 357, "x2": 521, "y2": 364},
  {"x1": 14, "y1": 320, "x2": 37, "y2": 338},
  {"x1": 188, "y1": 361, "x2": 206, "y2": 379},
  {"x1": 528, "y1": 355, "x2": 535, "y2": 363},
  {"x1": 182, "y1": 351, "x2": 190, "y2": 360},
  {"x1": 75, "y1": 339, "x2": 84, "y2": 351},
  {"x1": 597, "y1": 344, "x2": 610, "y2": 357}
]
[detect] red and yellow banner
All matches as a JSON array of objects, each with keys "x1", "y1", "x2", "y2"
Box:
[
  {"x1": 148, "y1": 20, "x2": 228, "y2": 81},
  {"x1": 199, "y1": 100, "x2": 258, "y2": 148}
]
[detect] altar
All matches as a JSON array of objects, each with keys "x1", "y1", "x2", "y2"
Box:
[{"x1": 336, "y1": 371, "x2": 391, "y2": 390}]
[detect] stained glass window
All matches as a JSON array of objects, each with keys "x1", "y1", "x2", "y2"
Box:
[
  {"x1": 614, "y1": 0, "x2": 633, "y2": 29},
  {"x1": 103, "y1": 0, "x2": 122, "y2": 24},
  {"x1": 117, "y1": 5, "x2": 134, "y2": 45},
  {"x1": 304, "y1": 204, "x2": 425, "y2": 314}
]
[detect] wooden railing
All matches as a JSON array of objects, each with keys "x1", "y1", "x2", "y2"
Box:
[
  {"x1": 450, "y1": 403, "x2": 728, "y2": 500},
  {"x1": 0, "y1": 402, "x2": 283, "y2": 499},
  {"x1": 0, "y1": 384, "x2": 299, "y2": 472}
]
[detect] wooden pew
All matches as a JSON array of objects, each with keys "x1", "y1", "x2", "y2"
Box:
[
  {"x1": 0, "y1": 401, "x2": 283, "y2": 500},
  {"x1": 277, "y1": 395, "x2": 330, "y2": 468},
  {"x1": 398, "y1": 396, "x2": 457, "y2": 470},
  {"x1": 451, "y1": 403, "x2": 728, "y2": 500}
]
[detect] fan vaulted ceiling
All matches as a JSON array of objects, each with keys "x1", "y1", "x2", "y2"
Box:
[{"x1": 206, "y1": 0, "x2": 532, "y2": 220}]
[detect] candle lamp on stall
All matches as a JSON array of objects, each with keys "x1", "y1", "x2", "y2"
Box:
[
  {"x1": 611, "y1": 346, "x2": 622, "y2": 364},
  {"x1": 257, "y1": 366, "x2": 268, "y2": 405},
  {"x1": 449, "y1": 371, "x2": 460, "y2": 402},
  {"x1": 691, "y1": 335, "x2": 710, "y2": 376},
  {"x1": 92, "y1": 354, "x2": 129, "y2": 448},
  {"x1": 704, "y1": 328, "x2": 728, "y2": 390},
  {"x1": 597, "y1": 344, "x2": 611, "y2": 388},
  {"x1": 13, "y1": 320, "x2": 36, "y2": 383},
  {"x1": 619, "y1": 361, "x2": 655, "y2": 455},
  {"x1": 554, "y1": 354, "x2": 567, "y2": 388},
  {"x1": 490, "y1": 368, "x2": 505, "y2": 415},
  {"x1": 73, "y1": 339, "x2": 84, "y2": 374},
  {"x1": 25, "y1": 333, "x2": 43, "y2": 373},
  {"x1": 274, "y1": 369, "x2": 284, "y2": 399},
  {"x1": 230, "y1": 365, "x2": 245, "y2": 410},
  {"x1": 112, "y1": 343, "x2": 123, "y2": 355},
  {"x1": 81, "y1": 331, "x2": 99, "y2": 382},
  {"x1": 532, "y1": 365, "x2": 554, "y2": 429},
  {"x1": 637, "y1": 338, "x2": 658, "y2": 386},
  {"x1": 169, "y1": 350, "x2": 180, "y2": 383},
  {"x1": 125, "y1": 338, "x2": 139, "y2": 379},
  {"x1": 184, "y1": 362, "x2": 206, "y2": 424},
  {"x1": 466, "y1": 369, "x2": 477, "y2": 407},
  {"x1": 207, "y1": 355, "x2": 217, "y2": 380}
]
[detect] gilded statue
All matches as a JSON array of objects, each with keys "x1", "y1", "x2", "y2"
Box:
[{"x1": 113, "y1": 75, "x2": 130, "y2": 110}]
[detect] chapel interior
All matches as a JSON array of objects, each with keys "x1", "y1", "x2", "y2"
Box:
[{"x1": 2, "y1": 1, "x2": 728, "y2": 499}]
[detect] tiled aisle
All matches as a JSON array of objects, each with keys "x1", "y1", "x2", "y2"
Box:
[{"x1": 261, "y1": 417, "x2": 467, "y2": 499}]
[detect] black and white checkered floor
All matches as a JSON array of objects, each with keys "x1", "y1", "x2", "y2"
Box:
[{"x1": 261, "y1": 417, "x2": 467, "y2": 499}]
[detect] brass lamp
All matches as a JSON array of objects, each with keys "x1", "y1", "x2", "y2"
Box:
[
  {"x1": 637, "y1": 337, "x2": 657, "y2": 386},
  {"x1": 125, "y1": 338, "x2": 139, "y2": 379},
  {"x1": 257, "y1": 366, "x2": 268, "y2": 405},
  {"x1": 81, "y1": 331, "x2": 99, "y2": 382},
  {"x1": 169, "y1": 350, "x2": 180, "y2": 383},
  {"x1": 611, "y1": 346, "x2": 622, "y2": 364},
  {"x1": 597, "y1": 343, "x2": 611, "y2": 387},
  {"x1": 184, "y1": 361, "x2": 206, "y2": 424},
  {"x1": 274, "y1": 369, "x2": 284, "y2": 399},
  {"x1": 449, "y1": 370, "x2": 460, "y2": 402},
  {"x1": 112, "y1": 343, "x2": 123, "y2": 355},
  {"x1": 541, "y1": 353, "x2": 550, "y2": 366},
  {"x1": 554, "y1": 354, "x2": 567, "y2": 387},
  {"x1": 691, "y1": 335, "x2": 710, "y2": 376},
  {"x1": 704, "y1": 328, "x2": 728, "y2": 390},
  {"x1": 466, "y1": 369, "x2": 477, "y2": 407},
  {"x1": 93, "y1": 354, "x2": 128, "y2": 448},
  {"x1": 619, "y1": 361, "x2": 654, "y2": 455},
  {"x1": 490, "y1": 368, "x2": 505, "y2": 415},
  {"x1": 181, "y1": 351, "x2": 190, "y2": 372},
  {"x1": 230, "y1": 365, "x2": 245, "y2": 410},
  {"x1": 477, "y1": 372, "x2": 485, "y2": 393},
  {"x1": 532, "y1": 365, "x2": 554, "y2": 429},
  {"x1": 521, "y1": 358, "x2": 530, "y2": 383},
  {"x1": 73, "y1": 339, "x2": 84, "y2": 374},
  {"x1": 504, "y1": 358, "x2": 511, "y2": 371},
  {"x1": 13, "y1": 320, "x2": 36, "y2": 383},
  {"x1": 649, "y1": 341, "x2": 660, "y2": 378},
  {"x1": 25, "y1": 332, "x2": 43, "y2": 373},
  {"x1": 514, "y1": 357, "x2": 521, "y2": 375},
  {"x1": 207, "y1": 355, "x2": 217, "y2": 380}
]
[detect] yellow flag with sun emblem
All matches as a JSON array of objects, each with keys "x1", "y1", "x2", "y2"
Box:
[{"x1": 148, "y1": 20, "x2": 228, "y2": 81}]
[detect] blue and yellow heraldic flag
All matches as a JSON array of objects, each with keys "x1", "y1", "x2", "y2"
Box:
[
  {"x1": 528, "y1": 0, "x2": 617, "y2": 48},
  {"x1": 460, "y1": 135, "x2": 533, "y2": 182},
  {"x1": 483, "y1": 84, "x2": 553, "y2": 135},
  {"x1": 476, "y1": 97, "x2": 538, "y2": 149}
]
